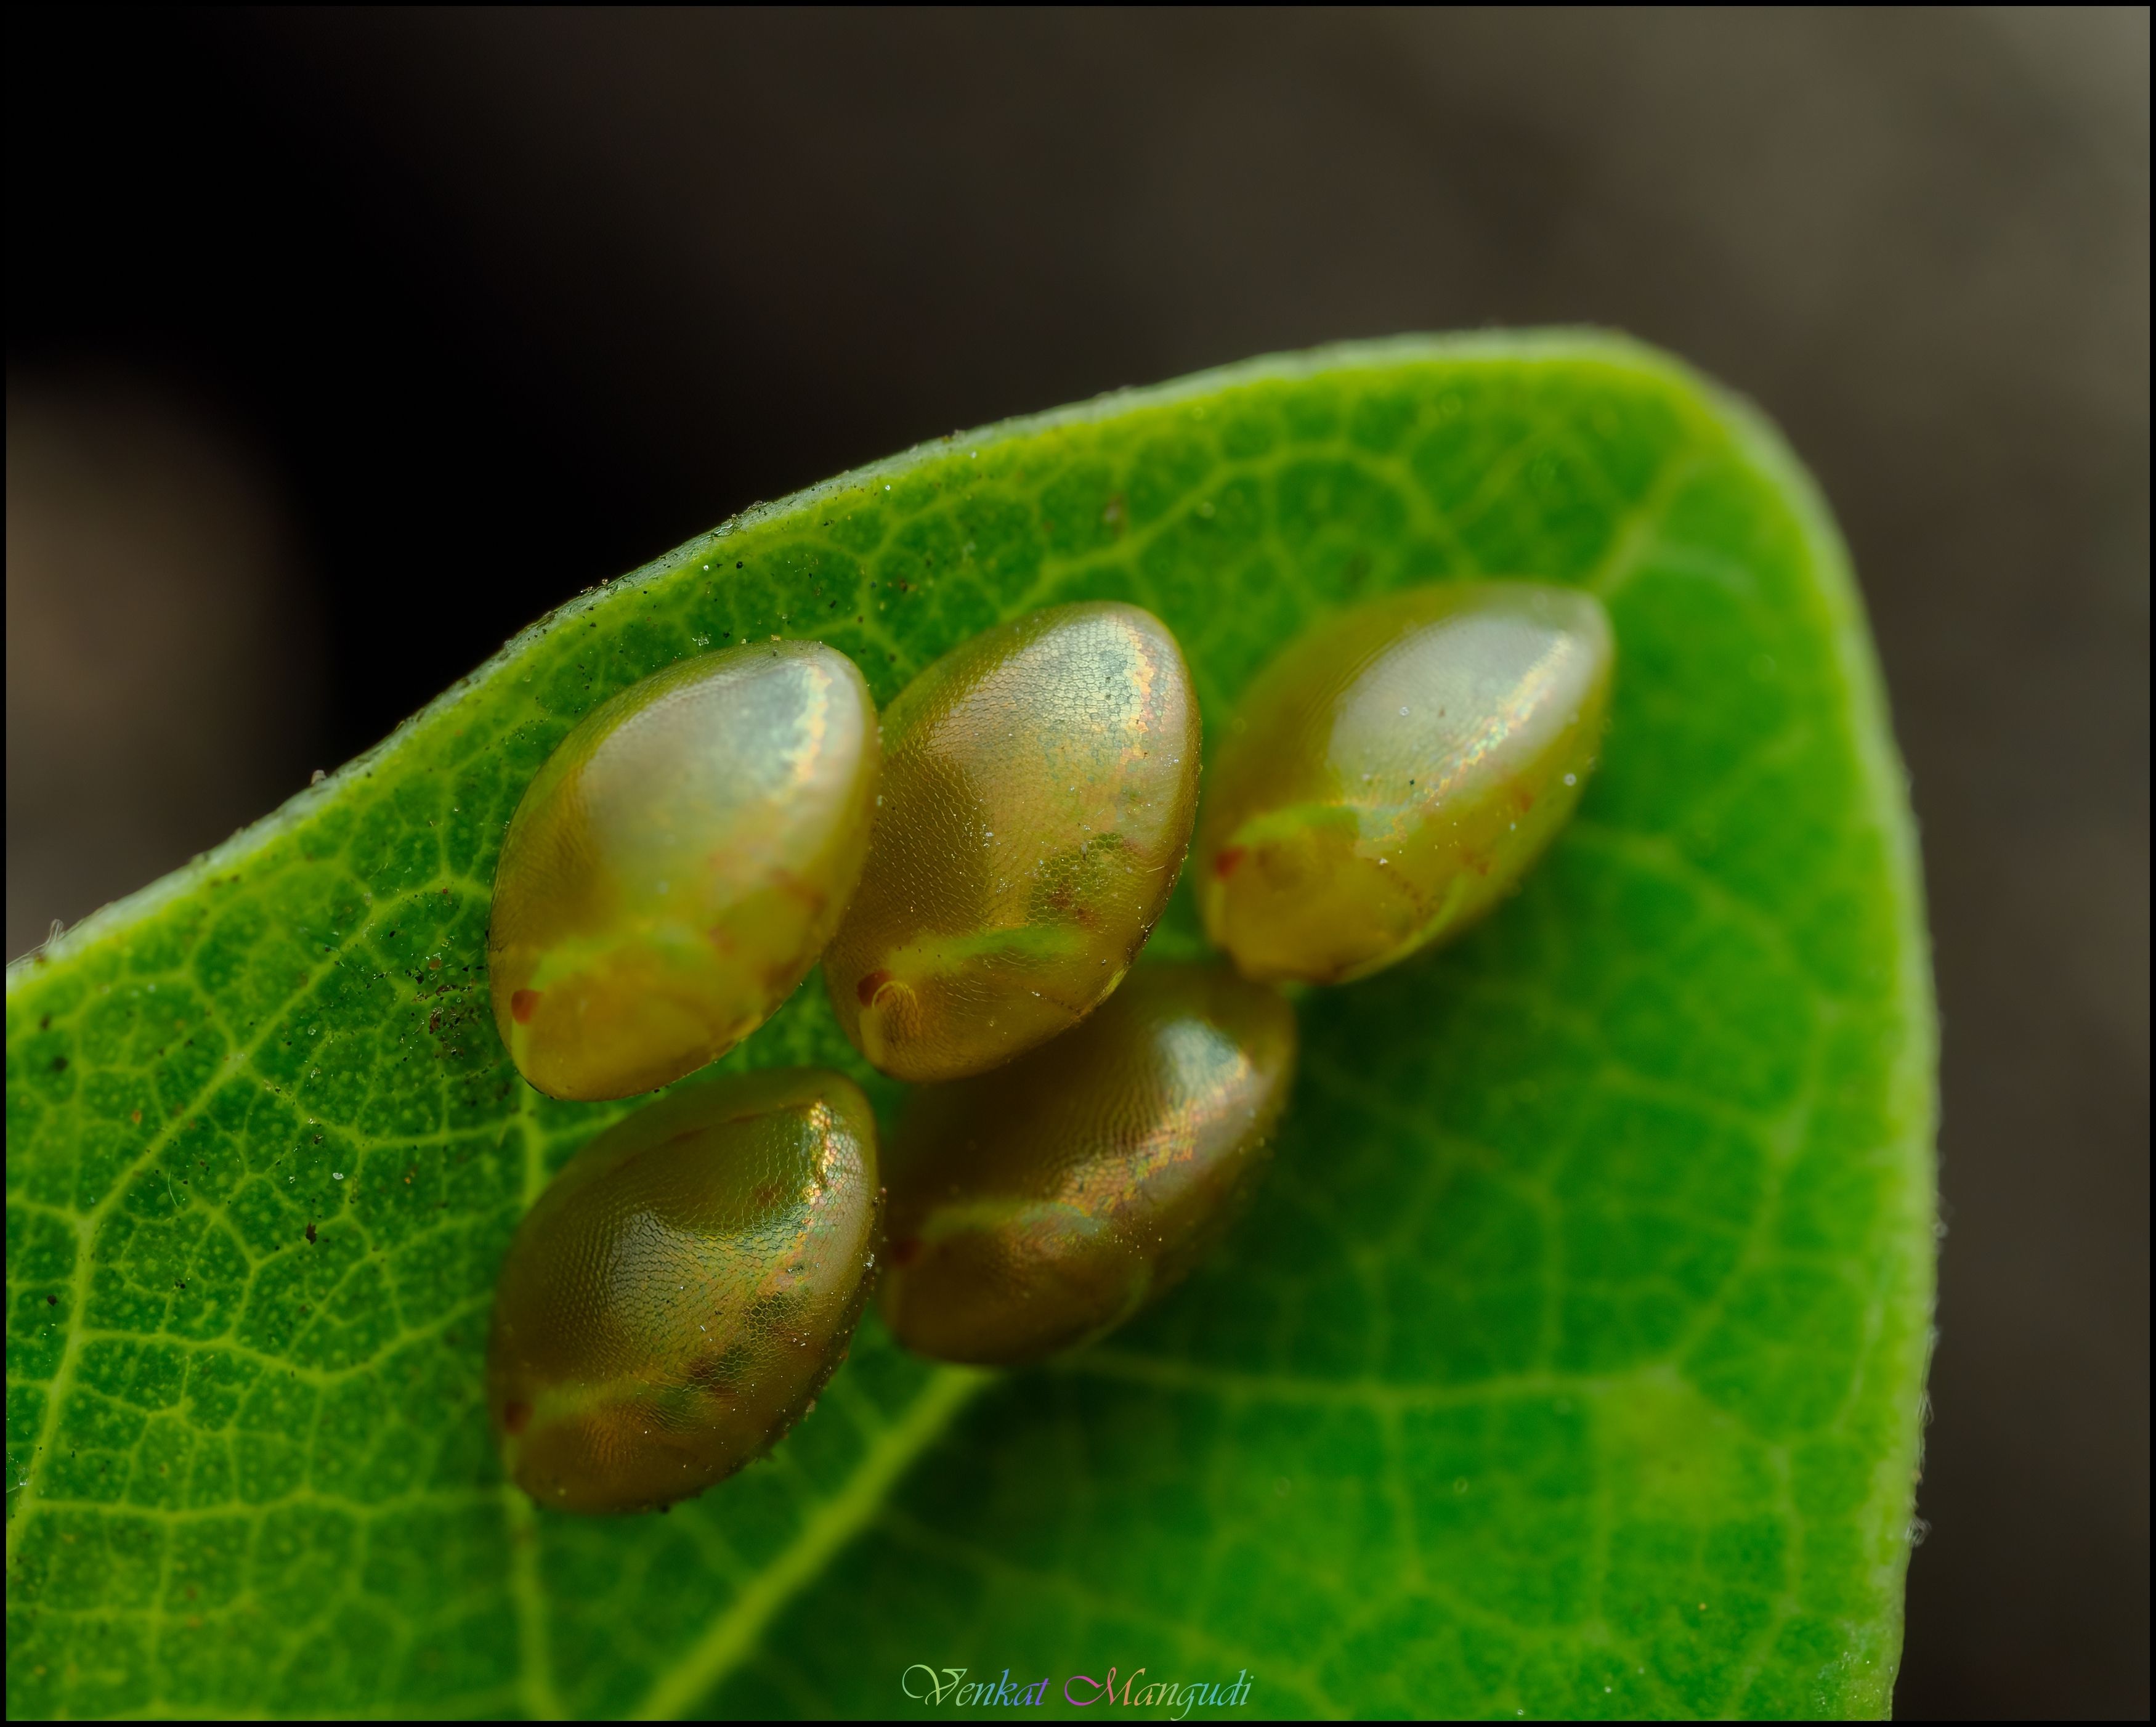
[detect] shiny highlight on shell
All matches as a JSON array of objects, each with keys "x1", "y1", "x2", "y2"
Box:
[
  {"x1": 488, "y1": 1068, "x2": 881, "y2": 1513},
  {"x1": 879, "y1": 962, "x2": 1297, "y2": 1365},
  {"x1": 489, "y1": 640, "x2": 880, "y2": 1101},
  {"x1": 1196, "y1": 582, "x2": 1613, "y2": 984},
  {"x1": 824, "y1": 601, "x2": 1201, "y2": 1083}
]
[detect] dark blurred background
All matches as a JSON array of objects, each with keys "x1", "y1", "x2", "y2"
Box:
[{"x1": 7, "y1": 9, "x2": 2146, "y2": 1716}]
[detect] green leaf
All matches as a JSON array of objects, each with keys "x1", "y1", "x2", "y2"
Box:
[{"x1": 5, "y1": 333, "x2": 1934, "y2": 1720}]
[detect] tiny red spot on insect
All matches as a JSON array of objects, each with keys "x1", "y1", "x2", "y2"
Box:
[
  {"x1": 511, "y1": 989, "x2": 543, "y2": 1024},
  {"x1": 1213, "y1": 846, "x2": 1246, "y2": 879},
  {"x1": 502, "y1": 1400, "x2": 532, "y2": 1436},
  {"x1": 887, "y1": 1236, "x2": 923, "y2": 1268},
  {"x1": 856, "y1": 968, "x2": 893, "y2": 1006}
]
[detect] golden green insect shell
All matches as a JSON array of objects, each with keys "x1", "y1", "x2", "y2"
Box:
[
  {"x1": 823, "y1": 600, "x2": 1202, "y2": 1084},
  {"x1": 879, "y1": 961, "x2": 1298, "y2": 1366},
  {"x1": 488, "y1": 640, "x2": 880, "y2": 1102},
  {"x1": 1195, "y1": 581, "x2": 1614, "y2": 985},
  {"x1": 488, "y1": 1067, "x2": 881, "y2": 1514}
]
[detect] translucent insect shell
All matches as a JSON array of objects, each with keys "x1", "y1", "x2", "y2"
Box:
[
  {"x1": 823, "y1": 601, "x2": 1201, "y2": 1083},
  {"x1": 1195, "y1": 582, "x2": 1613, "y2": 985},
  {"x1": 489, "y1": 640, "x2": 880, "y2": 1101},
  {"x1": 488, "y1": 1067, "x2": 881, "y2": 1514},
  {"x1": 879, "y1": 961, "x2": 1297, "y2": 1365}
]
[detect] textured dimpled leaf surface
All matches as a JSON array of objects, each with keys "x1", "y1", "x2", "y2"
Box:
[{"x1": 4, "y1": 334, "x2": 1934, "y2": 1720}]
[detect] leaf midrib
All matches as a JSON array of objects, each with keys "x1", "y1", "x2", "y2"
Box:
[{"x1": 623, "y1": 1366, "x2": 988, "y2": 1721}]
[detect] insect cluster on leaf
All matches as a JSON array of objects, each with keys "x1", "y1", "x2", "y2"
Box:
[{"x1": 487, "y1": 587, "x2": 1613, "y2": 1511}]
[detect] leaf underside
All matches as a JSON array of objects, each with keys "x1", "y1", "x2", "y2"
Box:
[{"x1": 4, "y1": 333, "x2": 1934, "y2": 1720}]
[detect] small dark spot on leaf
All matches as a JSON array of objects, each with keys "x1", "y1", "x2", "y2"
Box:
[
  {"x1": 305, "y1": 1222, "x2": 318, "y2": 1243},
  {"x1": 51, "y1": 1055, "x2": 68, "y2": 1072},
  {"x1": 47, "y1": 1294, "x2": 58, "y2": 1306}
]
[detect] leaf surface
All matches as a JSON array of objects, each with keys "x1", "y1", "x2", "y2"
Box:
[{"x1": 4, "y1": 334, "x2": 1934, "y2": 1720}]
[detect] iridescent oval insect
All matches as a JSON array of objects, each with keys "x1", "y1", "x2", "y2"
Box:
[
  {"x1": 488, "y1": 1067, "x2": 880, "y2": 1513},
  {"x1": 823, "y1": 601, "x2": 1201, "y2": 1083},
  {"x1": 878, "y1": 961, "x2": 1297, "y2": 1365},
  {"x1": 489, "y1": 640, "x2": 879, "y2": 1102},
  {"x1": 1194, "y1": 582, "x2": 1613, "y2": 985}
]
